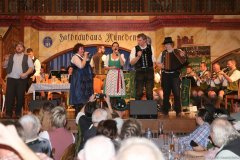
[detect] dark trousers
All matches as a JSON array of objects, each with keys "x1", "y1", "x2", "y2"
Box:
[
  {"x1": 162, "y1": 72, "x2": 181, "y2": 114},
  {"x1": 135, "y1": 68, "x2": 154, "y2": 100},
  {"x1": 5, "y1": 77, "x2": 28, "y2": 117},
  {"x1": 74, "y1": 103, "x2": 84, "y2": 117}
]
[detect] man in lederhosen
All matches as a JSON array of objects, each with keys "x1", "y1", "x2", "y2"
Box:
[
  {"x1": 157, "y1": 37, "x2": 187, "y2": 115},
  {"x1": 130, "y1": 33, "x2": 156, "y2": 100}
]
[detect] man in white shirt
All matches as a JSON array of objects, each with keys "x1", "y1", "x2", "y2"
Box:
[
  {"x1": 26, "y1": 48, "x2": 41, "y2": 80},
  {"x1": 216, "y1": 59, "x2": 240, "y2": 108},
  {"x1": 26, "y1": 48, "x2": 41, "y2": 92},
  {"x1": 130, "y1": 33, "x2": 156, "y2": 100}
]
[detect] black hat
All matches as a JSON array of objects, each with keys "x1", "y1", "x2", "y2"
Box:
[
  {"x1": 113, "y1": 98, "x2": 128, "y2": 111},
  {"x1": 214, "y1": 108, "x2": 235, "y2": 121},
  {"x1": 162, "y1": 37, "x2": 174, "y2": 44}
]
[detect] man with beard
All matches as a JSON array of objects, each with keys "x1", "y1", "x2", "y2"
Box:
[
  {"x1": 3, "y1": 42, "x2": 34, "y2": 118},
  {"x1": 90, "y1": 45, "x2": 106, "y2": 75}
]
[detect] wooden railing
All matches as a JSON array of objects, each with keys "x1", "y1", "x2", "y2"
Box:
[
  {"x1": 0, "y1": 25, "x2": 21, "y2": 79},
  {"x1": 0, "y1": 0, "x2": 239, "y2": 15}
]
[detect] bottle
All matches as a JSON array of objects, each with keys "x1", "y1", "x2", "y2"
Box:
[
  {"x1": 145, "y1": 128, "x2": 152, "y2": 139},
  {"x1": 168, "y1": 150, "x2": 174, "y2": 160},
  {"x1": 169, "y1": 131, "x2": 175, "y2": 151},
  {"x1": 159, "y1": 122, "x2": 164, "y2": 138}
]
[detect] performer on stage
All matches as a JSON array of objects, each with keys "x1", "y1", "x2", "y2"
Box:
[
  {"x1": 2, "y1": 42, "x2": 34, "y2": 118},
  {"x1": 208, "y1": 62, "x2": 227, "y2": 99},
  {"x1": 130, "y1": 33, "x2": 156, "y2": 100},
  {"x1": 196, "y1": 62, "x2": 211, "y2": 93},
  {"x1": 90, "y1": 45, "x2": 106, "y2": 75},
  {"x1": 26, "y1": 48, "x2": 41, "y2": 90},
  {"x1": 157, "y1": 37, "x2": 187, "y2": 115},
  {"x1": 104, "y1": 42, "x2": 126, "y2": 103},
  {"x1": 216, "y1": 59, "x2": 240, "y2": 108},
  {"x1": 192, "y1": 62, "x2": 211, "y2": 108},
  {"x1": 182, "y1": 65, "x2": 197, "y2": 89},
  {"x1": 69, "y1": 43, "x2": 93, "y2": 116},
  {"x1": 27, "y1": 48, "x2": 41, "y2": 79}
]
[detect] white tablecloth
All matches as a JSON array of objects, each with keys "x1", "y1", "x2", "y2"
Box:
[{"x1": 28, "y1": 83, "x2": 70, "y2": 100}]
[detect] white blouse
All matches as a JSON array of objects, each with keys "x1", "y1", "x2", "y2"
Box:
[{"x1": 104, "y1": 54, "x2": 126, "y2": 67}]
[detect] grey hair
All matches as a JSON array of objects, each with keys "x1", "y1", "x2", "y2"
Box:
[
  {"x1": 19, "y1": 114, "x2": 41, "y2": 140},
  {"x1": 79, "y1": 135, "x2": 115, "y2": 160},
  {"x1": 116, "y1": 137, "x2": 165, "y2": 160},
  {"x1": 211, "y1": 118, "x2": 240, "y2": 147},
  {"x1": 51, "y1": 106, "x2": 66, "y2": 128},
  {"x1": 92, "y1": 108, "x2": 108, "y2": 124}
]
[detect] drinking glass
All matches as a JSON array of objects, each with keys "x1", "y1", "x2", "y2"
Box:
[
  {"x1": 36, "y1": 76, "x2": 41, "y2": 83},
  {"x1": 45, "y1": 73, "x2": 49, "y2": 83}
]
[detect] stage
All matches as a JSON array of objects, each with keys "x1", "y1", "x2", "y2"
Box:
[
  {"x1": 0, "y1": 98, "x2": 197, "y2": 136},
  {"x1": 66, "y1": 110, "x2": 197, "y2": 136}
]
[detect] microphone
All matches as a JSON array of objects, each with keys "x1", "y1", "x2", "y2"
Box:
[{"x1": 115, "y1": 48, "x2": 119, "y2": 56}]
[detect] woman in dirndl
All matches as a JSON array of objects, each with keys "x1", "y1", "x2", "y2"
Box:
[
  {"x1": 104, "y1": 42, "x2": 126, "y2": 105},
  {"x1": 69, "y1": 43, "x2": 93, "y2": 116}
]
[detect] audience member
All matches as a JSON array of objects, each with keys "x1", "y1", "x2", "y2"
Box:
[
  {"x1": 120, "y1": 119, "x2": 142, "y2": 140},
  {"x1": 96, "y1": 120, "x2": 118, "y2": 139},
  {"x1": 96, "y1": 119, "x2": 119, "y2": 149},
  {"x1": 112, "y1": 98, "x2": 128, "y2": 118},
  {"x1": 211, "y1": 118, "x2": 240, "y2": 159},
  {"x1": 80, "y1": 108, "x2": 108, "y2": 149},
  {"x1": 38, "y1": 102, "x2": 55, "y2": 131},
  {"x1": 114, "y1": 117, "x2": 124, "y2": 135},
  {"x1": 19, "y1": 115, "x2": 52, "y2": 157},
  {"x1": 75, "y1": 100, "x2": 97, "y2": 153},
  {"x1": 0, "y1": 123, "x2": 43, "y2": 160},
  {"x1": 78, "y1": 136, "x2": 115, "y2": 160},
  {"x1": 39, "y1": 106, "x2": 75, "y2": 160},
  {"x1": 115, "y1": 137, "x2": 164, "y2": 160},
  {"x1": 178, "y1": 108, "x2": 213, "y2": 152}
]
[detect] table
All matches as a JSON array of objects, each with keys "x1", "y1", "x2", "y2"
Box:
[{"x1": 28, "y1": 83, "x2": 70, "y2": 100}]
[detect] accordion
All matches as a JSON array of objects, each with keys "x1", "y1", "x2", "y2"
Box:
[{"x1": 163, "y1": 49, "x2": 187, "y2": 71}]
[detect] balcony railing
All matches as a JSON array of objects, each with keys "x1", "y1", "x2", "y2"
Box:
[{"x1": 0, "y1": 0, "x2": 239, "y2": 15}]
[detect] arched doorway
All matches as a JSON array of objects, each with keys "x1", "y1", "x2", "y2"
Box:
[{"x1": 42, "y1": 44, "x2": 131, "y2": 72}]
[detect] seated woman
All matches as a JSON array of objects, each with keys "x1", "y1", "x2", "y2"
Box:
[
  {"x1": 96, "y1": 119, "x2": 119, "y2": 150},
  {"x1": 38, "y1": 101, "x2": 55, "y2": 132},
  {"x1": 178, "y1": 108, "x2": 214, "y2": 152},
  {"x1": 39, "y1": 106, "x2": 75, "y2": 160},
  {"x1": 119, "y1": 118, "x2": 142, "y2": 140}
]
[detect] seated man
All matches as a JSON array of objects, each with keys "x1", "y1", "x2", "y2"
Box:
[
  {"x1": 178, "y1": 108, "x2": 214, "y2": 152},
  {"x1": 19, "y1": 115, "x2": 52, "y2": 157},
  {"x1": 211, "y1": 118, "x2": 240, "y2": 159},
  {"x1": 80, "y1": 108, "x2": 108, "y2": 149},
  {"x1": 216, "y1": 59, "x2": 240, "y2": 108},
  {"x1": 0, "y1": 121, "x2": 51, "y2": 160},
  {"x1": 192, "y1": 62, "x2": 211, "y2": 108},
  {"x1": 208, "y1": 62, "x2": 227, "y2": 105}
]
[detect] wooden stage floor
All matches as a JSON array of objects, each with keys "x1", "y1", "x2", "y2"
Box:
[
  {"x1": 66, "y1": 110, "x2": 197, "y2": 135},
  {"x1": 0, "y1": 109, "x2": 197, "y2": 135}
]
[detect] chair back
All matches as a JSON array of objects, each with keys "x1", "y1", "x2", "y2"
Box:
[
  {"x1": 60, "y1": 143, "x2": 76, "y2": 160},
  {"x1": 238, "y1": 80, "x2": 240, "y2": 99}
]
